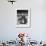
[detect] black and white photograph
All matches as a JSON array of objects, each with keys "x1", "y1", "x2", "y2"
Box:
[{"x1": 16, "y1": 8, "x2": 31, "y2": 28}]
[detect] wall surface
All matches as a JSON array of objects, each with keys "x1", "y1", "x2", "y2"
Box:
[{"x1": 0, "y1": 0, "x2": 46, "y2": 41}]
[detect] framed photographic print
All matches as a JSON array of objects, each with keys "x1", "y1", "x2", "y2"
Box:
[{"x1": 16, "y1": 8, "x2": 31, "y2": 28}]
